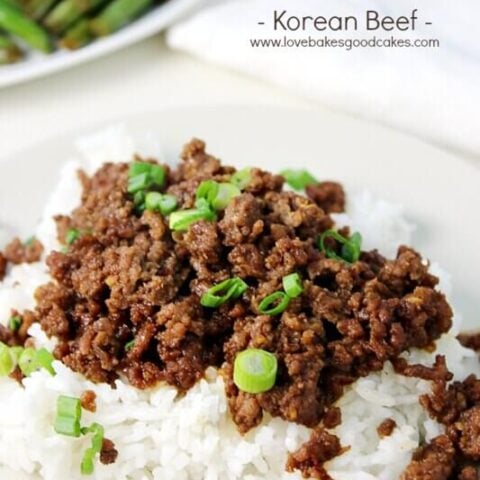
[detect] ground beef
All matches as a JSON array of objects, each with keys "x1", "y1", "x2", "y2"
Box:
[
  {"x1": 286, "y1": 428, "x2": 345, "y2": 480},
  {"x1": 377, "y1": 418, "x2": 397, "y2": 438},
  {"x1": 398, "y1": 355, "x2": 480, "y2": 479},
  {"x1": 80, "y1": 390, "x2": 97, "y2": 412},
  {"x1": 100, "y1": 438, "x2": 118, "y2": 465},
  {"x1": 21, "y1": 139, "x2": 454, "y2": 477},
  {"x1": 323, "y1": 406, "x2": 342, "y2": 429},
  {"x1": 3, "y1": 237, "x2": 43, "y2": 264},
  {"x1": 306, "y1": 182, "x2": 346, "y2": 214},
  {"x1": 0, "y1": 252, "x2": 6, "y2": 281},
  {"x1": 401, "y1": 435, "x2": 455, "y2": 480},
  {"x1": 458, "y1": 333, "x2": 480, "y2": 352}
]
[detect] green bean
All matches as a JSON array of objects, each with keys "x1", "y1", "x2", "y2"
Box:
[
  {"x1": 43, "y1": 0, "x2": 105, "y2": 34},
  {"x1": 0, "y1": 32, "x2": 22, "y2": 63},
  {"x1": 22, "y1": 0, "x2": 60, "y2": 20},
  {"x1": 89, "y1": 0, "x2": 153, "y2": 37},
  {"x1": 59, "y1": 18, "x2": 91, "y2": 49},
  {"x1": 0, "y1": 0, "x2": 52, "y2": 52}
]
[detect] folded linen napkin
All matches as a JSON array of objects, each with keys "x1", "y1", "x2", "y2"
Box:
[{"x1": 167, "y1": 0, "x2": 480, "y2": 157}]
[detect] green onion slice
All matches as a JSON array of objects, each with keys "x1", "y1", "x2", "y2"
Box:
[
  {"x1": 127, "y1": 172, "x2": 150, "y2": 194},
  {"x1": 133, "y1": 190, "x2": 146, "y2": 207},
  {"x1": 129, "y1": 161, "x2": 152, "y2": 177},
  {"x1": 54, "y1": 395, "x2": 82, "y2": 437},
  {"x1": 149, "y1": 165, "x2": 166, "y2": 188},
  {"x1": 211, "y1": 183, "x2": 241, "y2": 210},
  {"x1": 0, "y1": 342, "x2": 14, "y2": 376},
  {"x1": 201, "y1": 277, "x2": 248, "y2": 308},
  {"x1": 80, "y1": 423, "x2": 105, "y2": 475},
  {"x1": 125, "y1": 339, "x2": 135, "y2": 351},
  {"x1": 8, "y1": 315, "x2": 22, "y2": 331},
  {"x1": 319, "y1": 230, "x2": 362, "y2": 263},
  {"x1": 230, "y1": 168, "x2": 251, "y2": 190},
  {"x1": 128, "y1": 162, "x2": 166, "y2": 193},
  {"x1": 18, "y1": 347, "x2": 37, "y2": 376},
  {"x1": 282, "y1": 273, "x2": 304, "y2": 299},
  {"x1": 18, "y1": 347, "x2": 55, "y2": 376},
  {"x1": 169, "y1": 206, "x2": 217, "y2": 232},
  {"x1": 195, "y1": 180, "x2": 240, "y2": 211},
  {"x1": 280, "y1": 169, "x2": 318, "y2": 190},
  {"x1": 66, "y1": 228, "x2": 80, "y2": 246},
  {"x1": 258, "y1": 291, "x2": 290, "y2": 316},
  {"x1": 196, "y1": 180, "x2": 219, "y2": 205},
  {"x1": 10, "y1": 346, "x2": 24, "y2": 363},
  {"x1": 145, "y1": 192, "x2": 178, "y2": 215},
  {"x1": 35, "y1": 348, "x2": 55, "y2": 375},
  {"x1": 233, "y1": 348, "x2": 278, "y2": 394}
]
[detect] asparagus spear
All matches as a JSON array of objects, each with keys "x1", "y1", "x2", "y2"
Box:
[
  {"x1": 21, "y1": 0, "x2": 60, "y2": 20},
  {"x1": 3, "y1": 0, "x2": 21, "y2": 7},
  {"x1": 0, "y1": 0, "x2": 52, "y2": 52},
  {"x1": 0, "y1": 32, "x2": 22, "y2": 63},
  {"x1": 43, "y1": 0, "x2": 105, "y2": 34},
  {"x1": 59, "y1": 18, "x2": 91, "y2": 49},
  {"x1": 89, "y1": 0, "x2": 153, "y2": 37}
]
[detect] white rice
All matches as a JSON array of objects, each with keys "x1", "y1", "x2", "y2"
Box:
[{"x1": 0, "y1": 127, "x2": 478, "y2": 480}]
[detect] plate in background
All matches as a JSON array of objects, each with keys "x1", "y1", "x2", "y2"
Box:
[
  {"x1": 0, "y1": 0, "x2": 201, "y2": 89},
  {"x1": 0, "y1": 106, "x2": 478, "y2": 329}
]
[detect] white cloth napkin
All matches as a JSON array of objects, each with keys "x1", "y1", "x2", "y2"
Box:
[{"x1": 167, "y1": 0, "x2": 480, "y2": 157}]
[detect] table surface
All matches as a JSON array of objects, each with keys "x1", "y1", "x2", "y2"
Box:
[{"x1": 0, "y1": 35, "x2": 312, "y2": 160}]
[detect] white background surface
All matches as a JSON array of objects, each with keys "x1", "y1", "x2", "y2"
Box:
[{"x1": 0, "y1": 35, "x2": 310, "y2": 160}]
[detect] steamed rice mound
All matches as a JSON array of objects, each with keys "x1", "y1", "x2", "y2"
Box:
[{"x1": 0, "y1": 126, "x2": 479, "y2": 480}]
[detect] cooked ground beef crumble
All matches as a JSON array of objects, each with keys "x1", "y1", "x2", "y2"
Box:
[
  {"x1": 377, "y1": 418, "x2": 397, "y2": 438},
  {"x1": 0, "y1": 237, "x2": 44, "y2": 282},
  {"x1": 7, "y1": 138, "x2": 478, "y2": 479}
]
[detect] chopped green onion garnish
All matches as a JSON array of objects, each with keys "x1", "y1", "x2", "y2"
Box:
[
  {"x1": 211, "y1": 183, "x2": 241, "y2": 210},
  {"x1": 169, "y1": 207, "x2": 217, "y2": 232},
  {"x1": 280, "y1": 169, "x2": 318, "y2": 190},
  {"x1": 129, "y1": 162, "x2": 152, "y2": 177},
  {"x1": 145, "y1": 192, "x2": 178, "y2": 215},
  {"x1": 18, "y1": 347, "x2": 55, "y2": 376},
  {"x1": 201, "y1": 277, "x2": 248, "y2": 308},
  {"x1": 282, "y1": 273, "x2": 304, "y2": 299},
  {"x1": 258, "y1": 291, "x2": 290, "y2": 316},
  {"x1": 127, "y1": 172, "x2": 150, "y2": 194},
  {"x1": 145, "y1": 192, "x2": 162, "y2": 211},
  {"x1": 10, "y1": 346, "x2": 24, "y2": 363},
  {"x1": 125, "y1": 339, "x2": 135, "y2": 351},
  {"x1": 157, "y1": 194, "x2": 178, "y2": 215},
  {"x1": 81, "y1": 448, "x2": 95, "y2": 476},
  {"x1": 133, "y1": 190, "x2": 146, "y2": 207},
  {"x1": 54, "y1": 395, "x2": 82, "y2": 437},
  {"x1": 66, "y1": 228, "x2": 80, "y2": 246},
  {"x1": 8, "y1": 315, "x2": 22, "y2": 331},
  {"x1": 319, "y1": 230, "x2": 362, "y2": 263},
  {"x1": 35, "y1": 348, "x2": 55, "y2": 375},
  {"x1": 149, "y1": 165, "x2": 166, "y2": 188},
  {"x1": 230, "y1": 168, "x2": 251, "y2": 190},
  {"x1": 128, "y1": 162, "x2": 166, "y2": 193},
  {"x1": 233, "y1": 348, "x2": 278, "y2": 394},
  {"x1": 196, "y1": 180, "x2": 219, "y2": 206},
  {"x1": 0, "y1": 342, "x2": 14, "y2": 376},
  {"x1": 18, "y1": 347, "x2": 37, "y2": 376},
  {"x1": 195, "y1": 180, "x2": 240, "y2": 211},
  {"x1": 80, "y1": 422, "x2": 104, "y2": 475}
]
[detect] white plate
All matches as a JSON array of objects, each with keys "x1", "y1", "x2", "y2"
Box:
[
  {"x1": 0, "y1": 106, "x2": 479, "y2": 329},
  {"x1": 0, "y1": 0, "x2": 201, "y2": 89}
]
